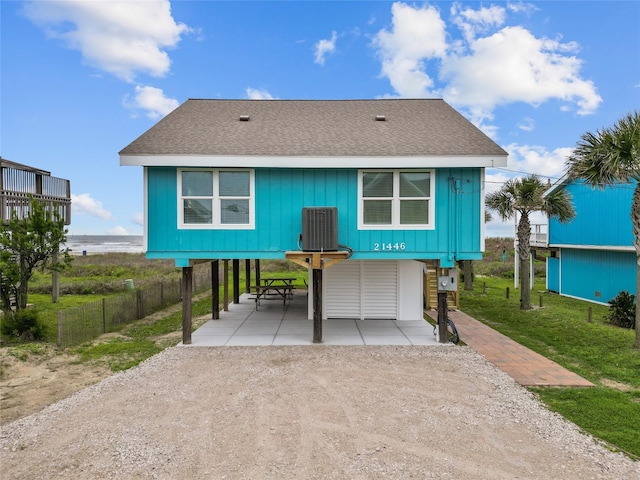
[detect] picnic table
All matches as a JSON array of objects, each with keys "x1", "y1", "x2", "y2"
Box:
[{"x1": 253, "y1": 277, "x2": 297, "y2": 309}]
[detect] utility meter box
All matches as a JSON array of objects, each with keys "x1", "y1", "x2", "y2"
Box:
[{"x1": 438, "y1": 270, "x2": 458, "y2": 292}]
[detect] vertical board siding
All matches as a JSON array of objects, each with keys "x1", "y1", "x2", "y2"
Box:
[
  {"x1": 549, "y1": 180, "x2": 635, "y2": 247},
  {"x1": 547, "y1": 256, "x2": 559, "y2": 292},
  {"x1": 560, "y1": 249, "x2": 636, "y2": 303},
  {"x1": 146, "y1": 166, "x2": 483, "y2": 262}
]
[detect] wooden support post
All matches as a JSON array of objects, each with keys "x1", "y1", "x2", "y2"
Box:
[
  {"x1": 506, "y1": 287, "x2": 510, "y2": 299},
  {"x1": 136, "y1": 289, "x2": 144, "y2": 319},
  {"x1": 182, "y1": 266, "x2": 193, "y2": 345},
  {"x1": 313, "y1": 268, "x2": 323, "y2": 343},
  {"x1": 232, "y1": 259, "x2": 240, "y2": 304},
  {"x1": 255, "y1": 259, "x2": 261, "y2": 286},
  {"x1": 245, "y1": 259, "x2": 251, "y2": 294},
  {"x1": 223, "y1": 260, "x2": 229, "y2": 312},
  {"x1": 437, "y1": 291, "x2": 448, "y2": 344},
  {"x1": 212, "y1": 260, "x2": 219, "y2": 320}
]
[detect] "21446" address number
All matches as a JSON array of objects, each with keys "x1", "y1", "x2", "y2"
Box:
[{"x1": 374, "y1": 242, "x2": 406, "y2": 251}]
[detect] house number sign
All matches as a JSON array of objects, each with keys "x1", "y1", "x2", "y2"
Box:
[{"x1": 374, "y1": 242, "x2": 406, "y2": 251}]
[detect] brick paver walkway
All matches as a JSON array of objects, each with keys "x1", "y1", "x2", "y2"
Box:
[{"x1": 427, "y1": 310, "x2": 594, "y2": 387}]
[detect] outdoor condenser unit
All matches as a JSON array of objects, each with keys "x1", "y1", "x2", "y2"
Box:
[{"x1": 301, "y1": 207, "x2": 338, "y2": 251}]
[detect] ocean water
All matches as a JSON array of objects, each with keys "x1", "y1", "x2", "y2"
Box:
[{"x1": 64, "y1": 235, "x2": 144, "y2": 255}]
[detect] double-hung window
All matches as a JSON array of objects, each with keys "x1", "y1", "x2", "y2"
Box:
[
  {"x1": 359, "y1": 170, "x2": 434, "y2": 229},
  {"x1": 178, "y1": 169, "x2": 255, "y2": 229}
]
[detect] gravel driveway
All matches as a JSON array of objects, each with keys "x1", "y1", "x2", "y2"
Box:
[{"x1": 1, "y1": 345, "x2": 637, "y2": 479}]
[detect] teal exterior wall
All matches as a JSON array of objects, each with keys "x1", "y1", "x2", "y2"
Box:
[
  {"x1": 146, "y1": 166, "x2": 484, "y2": 266},
  {"x1": 548, "y1": 180, "x2": 634, "y2": 247},
  {"x1": 547, "y1": 179, "x2": 636, "y2": 303},
  {"x1": 558, "y1": 249, "x2": 636, "y2": 303},
  {"x1": 547, "y1": 256, "x2": 559, "y2": 293}
]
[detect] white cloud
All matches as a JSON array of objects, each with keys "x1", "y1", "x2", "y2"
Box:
[
  {"x1": 125, "y1": 85, "x2": 179, "y2": 119},
  {"x1": 132, "y1": 212, "x2": 144, "y2": 226},
  {"x1": 245, "y1": 87, "x2": 275, "y2": 100},
  {"x1": 71, "y1": 193, "x2": 113, "y2": 220},
  {"x1": 504, "y1": 143, "x2": 572, "y2": 180},
  {"x1": 314, "y1": 31, "x2": 337, "y2": 65},
  {"x1": 518, "y1": 117, "x2": 535, "y2": 132},
  {"x1": 107, "y1": 225, "x2": 128, "y2": 235},
  {"x1": 372, "y1": 2, "x2": 447, "y2": 97},
  {"x1": 451, "y1": 3, "x2": 506, "y2": 44},
  {"x1": 23, "y1": 0, "x2": 190, "y2": 82},
  {"x1": 373, "y1": 2, "x2": 602, "y2": 128},
  {"x1": 441, "y1": 26, "x2": 602, "y2": 124},
  {"x1": 507, "y1": 1, "x2": 539, "y2": 16}
]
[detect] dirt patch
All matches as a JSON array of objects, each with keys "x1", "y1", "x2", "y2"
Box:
[
  {"x1": 601, "y1": 378, "x2": 634, "y2": 392},
  {"x1": 0, "y1": 345, "x2": 111, "y2": 425},
  {"x1": 1, "y1": 346, "x2": 637, "y2": 479}
]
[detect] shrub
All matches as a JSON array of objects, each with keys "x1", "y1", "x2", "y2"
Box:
[
  {"x1": 1, "y1": 309, "x2": 46, "y2": 341},
  {"x1": 605, "y1": 291, "x2": 636, "y2": 329}
]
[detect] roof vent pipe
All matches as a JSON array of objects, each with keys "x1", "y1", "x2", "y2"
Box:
[
  {"x1": 239, "y1": 115, "x2": 250, "y2": 121},
  {"x1": 375, "y1": 115, "x2": 386, "y2": 121}
]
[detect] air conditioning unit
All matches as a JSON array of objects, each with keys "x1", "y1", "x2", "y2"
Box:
[{"x1": 302, "y1": 207, "x2": 338, "y2": 251}]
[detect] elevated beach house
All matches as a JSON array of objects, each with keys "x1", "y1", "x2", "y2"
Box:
[
  {"x1": 1, "y1": 157, "x2": 71, "y2": 309},
  {"x1": 1, "y1": 157, "x2": 71, "y2": 226},
  {"x1": 119, "y1": 99, "x2": 507, "y2": 342},
  {"x1": 544, "y1": 176, "x2": 636, "y2": 304}
]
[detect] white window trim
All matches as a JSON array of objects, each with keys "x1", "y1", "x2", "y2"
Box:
[
  {"x1": 358, "y1": 169, "x2": 435, "y2": 230},
  {"x1": 177, "y1": 168, "x2": 255, "y2": 230}
]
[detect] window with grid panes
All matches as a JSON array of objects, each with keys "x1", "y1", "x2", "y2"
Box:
[
  {"x1": 359, "y1": 170, "x2": 434, "y2": 229},
  {"x1": 178, "y1": 169, "x2": 254, "y2": 229}
]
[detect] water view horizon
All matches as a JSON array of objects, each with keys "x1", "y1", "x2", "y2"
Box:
[{"x1": 64, "y1": 235, "x2": 144, "y2": 255}]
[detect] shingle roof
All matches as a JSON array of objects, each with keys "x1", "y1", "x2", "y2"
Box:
[{"x1": 119, "y1": 99, "x2": 508, "y2": 158}]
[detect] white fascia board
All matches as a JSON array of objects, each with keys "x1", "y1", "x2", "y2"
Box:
[
  {"x1": 550, "y1": 243, "x2": 635, "y2": 252},
  {"x1": 120, "y1": 154, "x2": 508, "y2": 169}
]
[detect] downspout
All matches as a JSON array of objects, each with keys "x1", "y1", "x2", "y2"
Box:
[
  {"x1": 447, "y1": 176, "x2": 453, "y2": 263},
  {"x1": 448, "y1": 176, "x2": 461, "y2": 264}
]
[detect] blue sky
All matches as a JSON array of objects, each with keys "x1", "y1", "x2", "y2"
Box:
[{"x1": 2, "y1": 0, "x2": 639, "y2": 237}]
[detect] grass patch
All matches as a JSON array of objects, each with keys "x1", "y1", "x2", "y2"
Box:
[
  {"x1": 461, "y1": 275, "x2": 640, "y2": 458},
  {"x1": 72, "y1": 337, "x2": 163, "y2": 372},
  {"x1": 533, "y1": 387, "x2": 640, "y2": 458},
  {"x1": 71, "y1": 294, "x2": 215, "y2": 372}
]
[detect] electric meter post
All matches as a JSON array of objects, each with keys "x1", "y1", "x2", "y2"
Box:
[{"x1": 437, "y1": 270, "x2": 458, "y2": 343}]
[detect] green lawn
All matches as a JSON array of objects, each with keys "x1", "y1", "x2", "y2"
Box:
[{"x1": 461, "y1": 276, "x2": 640, "y2": 458}]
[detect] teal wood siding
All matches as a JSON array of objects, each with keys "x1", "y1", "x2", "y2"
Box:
[
  {"x1": 559, "y1": 249, "x2": 636, "y2": 303},
  {"x1": 146, "y1": 167, "x2": 483, "y2": 265},
  {"x1": 547, "y1": 257, "x2": 559, "y2": 293},
  {"x1": 549, "y1": 180, "x2": 634, "y2": 247}
]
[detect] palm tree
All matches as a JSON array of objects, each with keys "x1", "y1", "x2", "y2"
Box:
[
  {"x1": 486, "y1": 175, "x2": 575, "y2": 310},
  {"x1": 565, "y1": 111, "x2": 640, "y2": 348}
]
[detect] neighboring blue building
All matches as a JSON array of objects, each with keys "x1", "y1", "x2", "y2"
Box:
[
  {"x1": 545, "y1": 176, "x2": 636, "y2": 304},
  {"x1": 120, "y1": 99, "x2": 507, "y2": 326}
]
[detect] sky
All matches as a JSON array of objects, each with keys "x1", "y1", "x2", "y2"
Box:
[{"x1": 1, "y1": 0, "x2": 639, "y2": 237}]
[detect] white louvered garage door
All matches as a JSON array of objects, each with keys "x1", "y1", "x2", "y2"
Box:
[
  {"x1": 362, "y1": 261, "x2": 397, "y2": 319},
  {"x1": 324, "y1": 260, "x2": 398, "y2": 319},
  {"x1": 324, "y1": 261, "x2": 362, "y2": 318}
]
